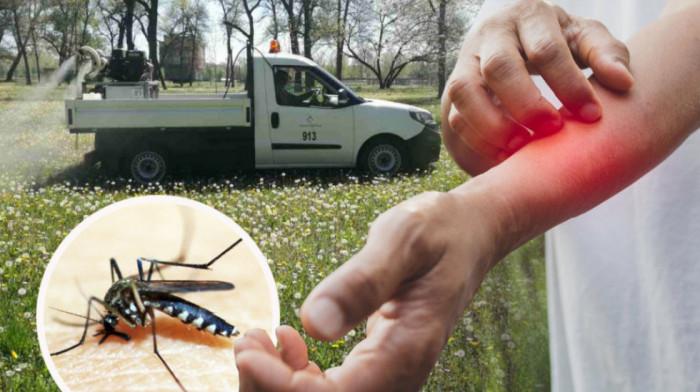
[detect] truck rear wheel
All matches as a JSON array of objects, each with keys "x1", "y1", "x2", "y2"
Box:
[
  {"x1": 125, "y1": 148, "x2": 168, "y2": 184},
  {"x1": 359, "y1": 138, "x2": 405, "y2": 176}
]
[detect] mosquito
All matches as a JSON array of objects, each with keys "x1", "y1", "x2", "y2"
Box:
[{"x1": 50, "y1": 238, "x2": 243, "y2": 392}]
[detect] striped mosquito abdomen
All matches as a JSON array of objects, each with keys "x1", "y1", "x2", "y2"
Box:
[{"x1": 142, "y1": 293, "x2": 239, "y2": 337}]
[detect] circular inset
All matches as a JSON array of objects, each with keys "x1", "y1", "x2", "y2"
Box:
[{"x1": 37, "y1": 196, "x2": 279, "y2": 392}]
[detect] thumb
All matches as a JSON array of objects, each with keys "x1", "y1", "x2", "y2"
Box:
[{"x1": 301, "y1": 200, "x2": 444, "y2": 341}]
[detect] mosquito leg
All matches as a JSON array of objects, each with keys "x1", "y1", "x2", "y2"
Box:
[
  {"x1": 110, "y1": 258, "x2": 123, "y2": 283},
  {"x1": 130, "y1": 280, "x2": 146, "y2": 314},
  {"x1": 95, "y1": 330, "x2": 130, "y2": 344},
  {"x1": 144, "y1": 258, "x2": 165, "y2": 282},
  {"x1": 200, "y1": 238, "x2": 243, "y2": 268},
  {"x1": 141, "y1": 238, "x2": 243, "y2": 271},
  {"x1": 137, "y1": 258, "x2": 145, "y2": 281},
  {"x1": 149, "y1": 308, "x2": 187, "y2": 392},
  {"x1": 51, "y1": 297, "x2": 104, "y2": 356}
]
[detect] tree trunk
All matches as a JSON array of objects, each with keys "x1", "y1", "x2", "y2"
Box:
[
  {"x1": 5, "y1": 51, "x2": 21, "y2": 82},
  {"x1": 334, "y1": 0, "x2": 343, "y2": 79},
  {"x1": 334, "y1": 0, "x2": 350, "y2": 79},
  {"x1": 436, "y1": 0, "x2": 447, "y2": 98},
  {"x1": 189, "y1": 32, "x2": 196, "y2": 86},
  {"x1": 335, "y1": 40, "x2": 344, "y2": 79},
  {"x1": 282, "y1": 1, "x2": 300, "y2": 54},
  {"x1": 302, "y1": 0, "x2": 312, "y2": 60},
  {"x1": 289, "y1": 27, "x2": 300, "y2": 54},
  {"x1": 143, "y1": 0, "x2": 164, "y2": 89},
  {"x1": 125, "y1": 0, "x2": 136, "y2": 50},
  {"x1": 22, "y1": 42, "x2": 32, "y2": 85},
  {"x1": 117, "y1": 21, "x2": 126, "y2": 48},
  {"x1": 226, "y1": 28, "x2": 233, "y2": 87},
  {"x1": 11, "y1": 10, "x2": 31, "y2": 85},
  {"x1": 269, "y1": 0, "x2": 280, "y2": 39},
  {"x1": 32, "y1": 29, "x2": 41, "y2": 82}
]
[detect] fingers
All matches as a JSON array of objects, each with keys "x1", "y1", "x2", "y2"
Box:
[
  {"x1": 570, "y1": 15, "x2": 634, "y2": 91},
  {"x1": 517, "y1": 4, "x2": 602, "y2": 122},
  {"x1": 301, "y1": 193, "x2": 446, "y2": 341},
  {"x1": 477, "y1": 24, "x2": 563, "y2": 133},
  {"x1": 325, "y1": 309, "x2": 448, "y2": 391},
  {"x1": 446, "y1": 70, "x2": 532, "y2": 162},
  {"x1": 236, "y1": 327, "x2": 327, "y2": 392},
  {"x1": 241, "y1": 329, "x2": 279, "y2": 357},
  {"x1": 276, "y1": 326, "x2": 311, "y2": 371},
  {"x1": 441, "y1": 107, "x2": 498, "y2": 175}
]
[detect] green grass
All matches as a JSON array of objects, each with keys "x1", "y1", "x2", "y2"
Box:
[{"x1": 0, "y1": 81, "x2": 549, "y2": 391}]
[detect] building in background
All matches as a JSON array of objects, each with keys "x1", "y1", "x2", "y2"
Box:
[{"x1": 160, "y1": 34, "x2": 205, "y2": 83}]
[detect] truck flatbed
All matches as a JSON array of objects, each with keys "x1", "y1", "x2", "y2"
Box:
[{"x1": 67, "y1": 96, "x2": 250, "y2": 132}]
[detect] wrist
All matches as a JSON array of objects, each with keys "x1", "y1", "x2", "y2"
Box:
[{"x1": 447, "y1": 175, "x2": 532, "y2": 270}]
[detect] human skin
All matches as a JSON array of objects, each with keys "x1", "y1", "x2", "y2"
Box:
[
  {"x1": 445, "y1": 0, "x2": 635, "y2": 165},
  {"x1": 234, "y1": 1, "x2": 700, "y2": 391}
]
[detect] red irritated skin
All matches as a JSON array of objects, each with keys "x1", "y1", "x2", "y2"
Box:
[
  {"x1": 234, "y1": 2, "x2": 700, "y2": 392},
  {"x1": 443, "y1": 0, "x2": 636, "y2": 165}
]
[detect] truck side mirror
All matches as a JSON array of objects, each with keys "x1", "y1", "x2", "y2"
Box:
[{"x1": 338, "y1": 89, "x2": 349, "y2": 106}]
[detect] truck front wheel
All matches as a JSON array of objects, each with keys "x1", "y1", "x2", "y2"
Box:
[
  {"x1": 359, "y1": 138, "x2": 406, "y2": 176},
  {"x1": 125, "y1": 148, "x2": 168, "y2": 184}
]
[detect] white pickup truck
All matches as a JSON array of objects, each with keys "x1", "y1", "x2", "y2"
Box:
[{"x1": 66, "y1": 50, "x2": 441, "y2": 183}]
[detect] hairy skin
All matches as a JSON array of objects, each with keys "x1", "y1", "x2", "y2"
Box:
[{"x1": 235, "y1": 2, "x2": 700, "y2": 391}]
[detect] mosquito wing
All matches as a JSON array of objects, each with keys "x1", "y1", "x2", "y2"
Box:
[{"x1": 139, "y1": 280, "x2": 235, "y2": 293}]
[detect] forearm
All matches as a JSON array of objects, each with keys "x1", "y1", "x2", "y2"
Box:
[{"x1": 449, "y1": 3, "x2": 700, "y2": 263}]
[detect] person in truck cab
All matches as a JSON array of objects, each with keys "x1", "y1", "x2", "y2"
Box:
[{"x1": 274, "y1": 70, "x2": 317, "y2": 107}]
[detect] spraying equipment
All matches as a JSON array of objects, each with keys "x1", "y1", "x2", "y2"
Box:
[{"x1": 66, "y1": 45, "x2": 441, "y2": 183}]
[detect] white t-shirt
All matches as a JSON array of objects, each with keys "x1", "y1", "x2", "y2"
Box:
[{"x1": 473, "y1": 1, "x2": 700, "y2": 391}]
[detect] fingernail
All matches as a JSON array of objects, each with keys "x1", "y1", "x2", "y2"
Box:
[
  {"x1": 612, "y1": 60, "x2": 635, "y2": 86},
  {"x1": 609, "y1": 57, "x2": 632, "y2": 73},
  {"x1": 305, "y1": 297, "x2": 344, "y2": 339},
  {"x1": 541, "y1": 116, "x2": 562, "y2": 135},
  {"x1": 507, "y1": 135, "x2": 528, "y2": 152},
  {"x1": 497, "y1": 151, "x2": 509, "y2": 162},
  {"x1": 578, "y1": 102, "x2": 602, "y2": 122}
]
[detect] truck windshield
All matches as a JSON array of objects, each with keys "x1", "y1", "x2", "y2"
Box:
[{"x1": 312, "y1": 66, "x2": 365, "y2": 103}]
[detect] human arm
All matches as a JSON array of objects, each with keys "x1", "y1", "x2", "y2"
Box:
[
  {"x1": 443, "y1": 0, "x2": 636, "y2": 169},
  {"x1": 235, "y1": 2, "x2": 700, "y2": 390}
]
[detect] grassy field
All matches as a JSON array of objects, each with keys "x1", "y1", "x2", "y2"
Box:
[{"x1": 0, "y1": 81, "x2": 549, "y2": 391}]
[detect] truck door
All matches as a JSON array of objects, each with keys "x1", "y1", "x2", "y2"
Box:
[{"x1": 267, "y1": 66, "x2": 354, "y2": 165}]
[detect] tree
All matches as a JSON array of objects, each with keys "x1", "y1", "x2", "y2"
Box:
[
  {"x1": 301, "y1": 0, "x2": 319, "y2": 60},
  {"x1": 43, "y1": 0, "x2": 99, "y2": 65},
  {"x1": 0, "y1": 4, "x2": 11, "y2": 52},
  {"x1": 218, "y1": 0, "x2": 243, "y2": 87},
  {"x1": 278, "y1": 0, "x2": 301, "y2": 54},
  {"x1": 123, "y1": 0, "x2": 136, "y2": 50},
  {"x1": 159, "y1": 0, "x2": 209, "y2": 86},
  {"x1": 263, "y1": 0, "x2": 280, "y2": 39},
  {"x1": 428, "y1": 0, "x2": 480, "y2": 98},
  {"x1": 185, "y1": 0, "x2": 208, "y2": 86},
  {"x1": 345, "y1": 0, "x2": 435, "y2": 89},
  {"x1": 334, "y1": 0, "x2": 351, "y2": 79},
  {"x1": 97, "y1": 0, "x2": 127, "y2": 49},
  {"x1": 272, "y1": 0, "x2": 329, "y2": 60},
  {"x1": 4, "y1": 0, "x2": 45, "y2": 84},
  {"x1": 135, "y1": 0, "x2": 166, "y2": 88}
]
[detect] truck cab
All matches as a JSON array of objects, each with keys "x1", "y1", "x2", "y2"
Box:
[{"x1": 66, "y1": 49, "x2": 441, "y2": 183}]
